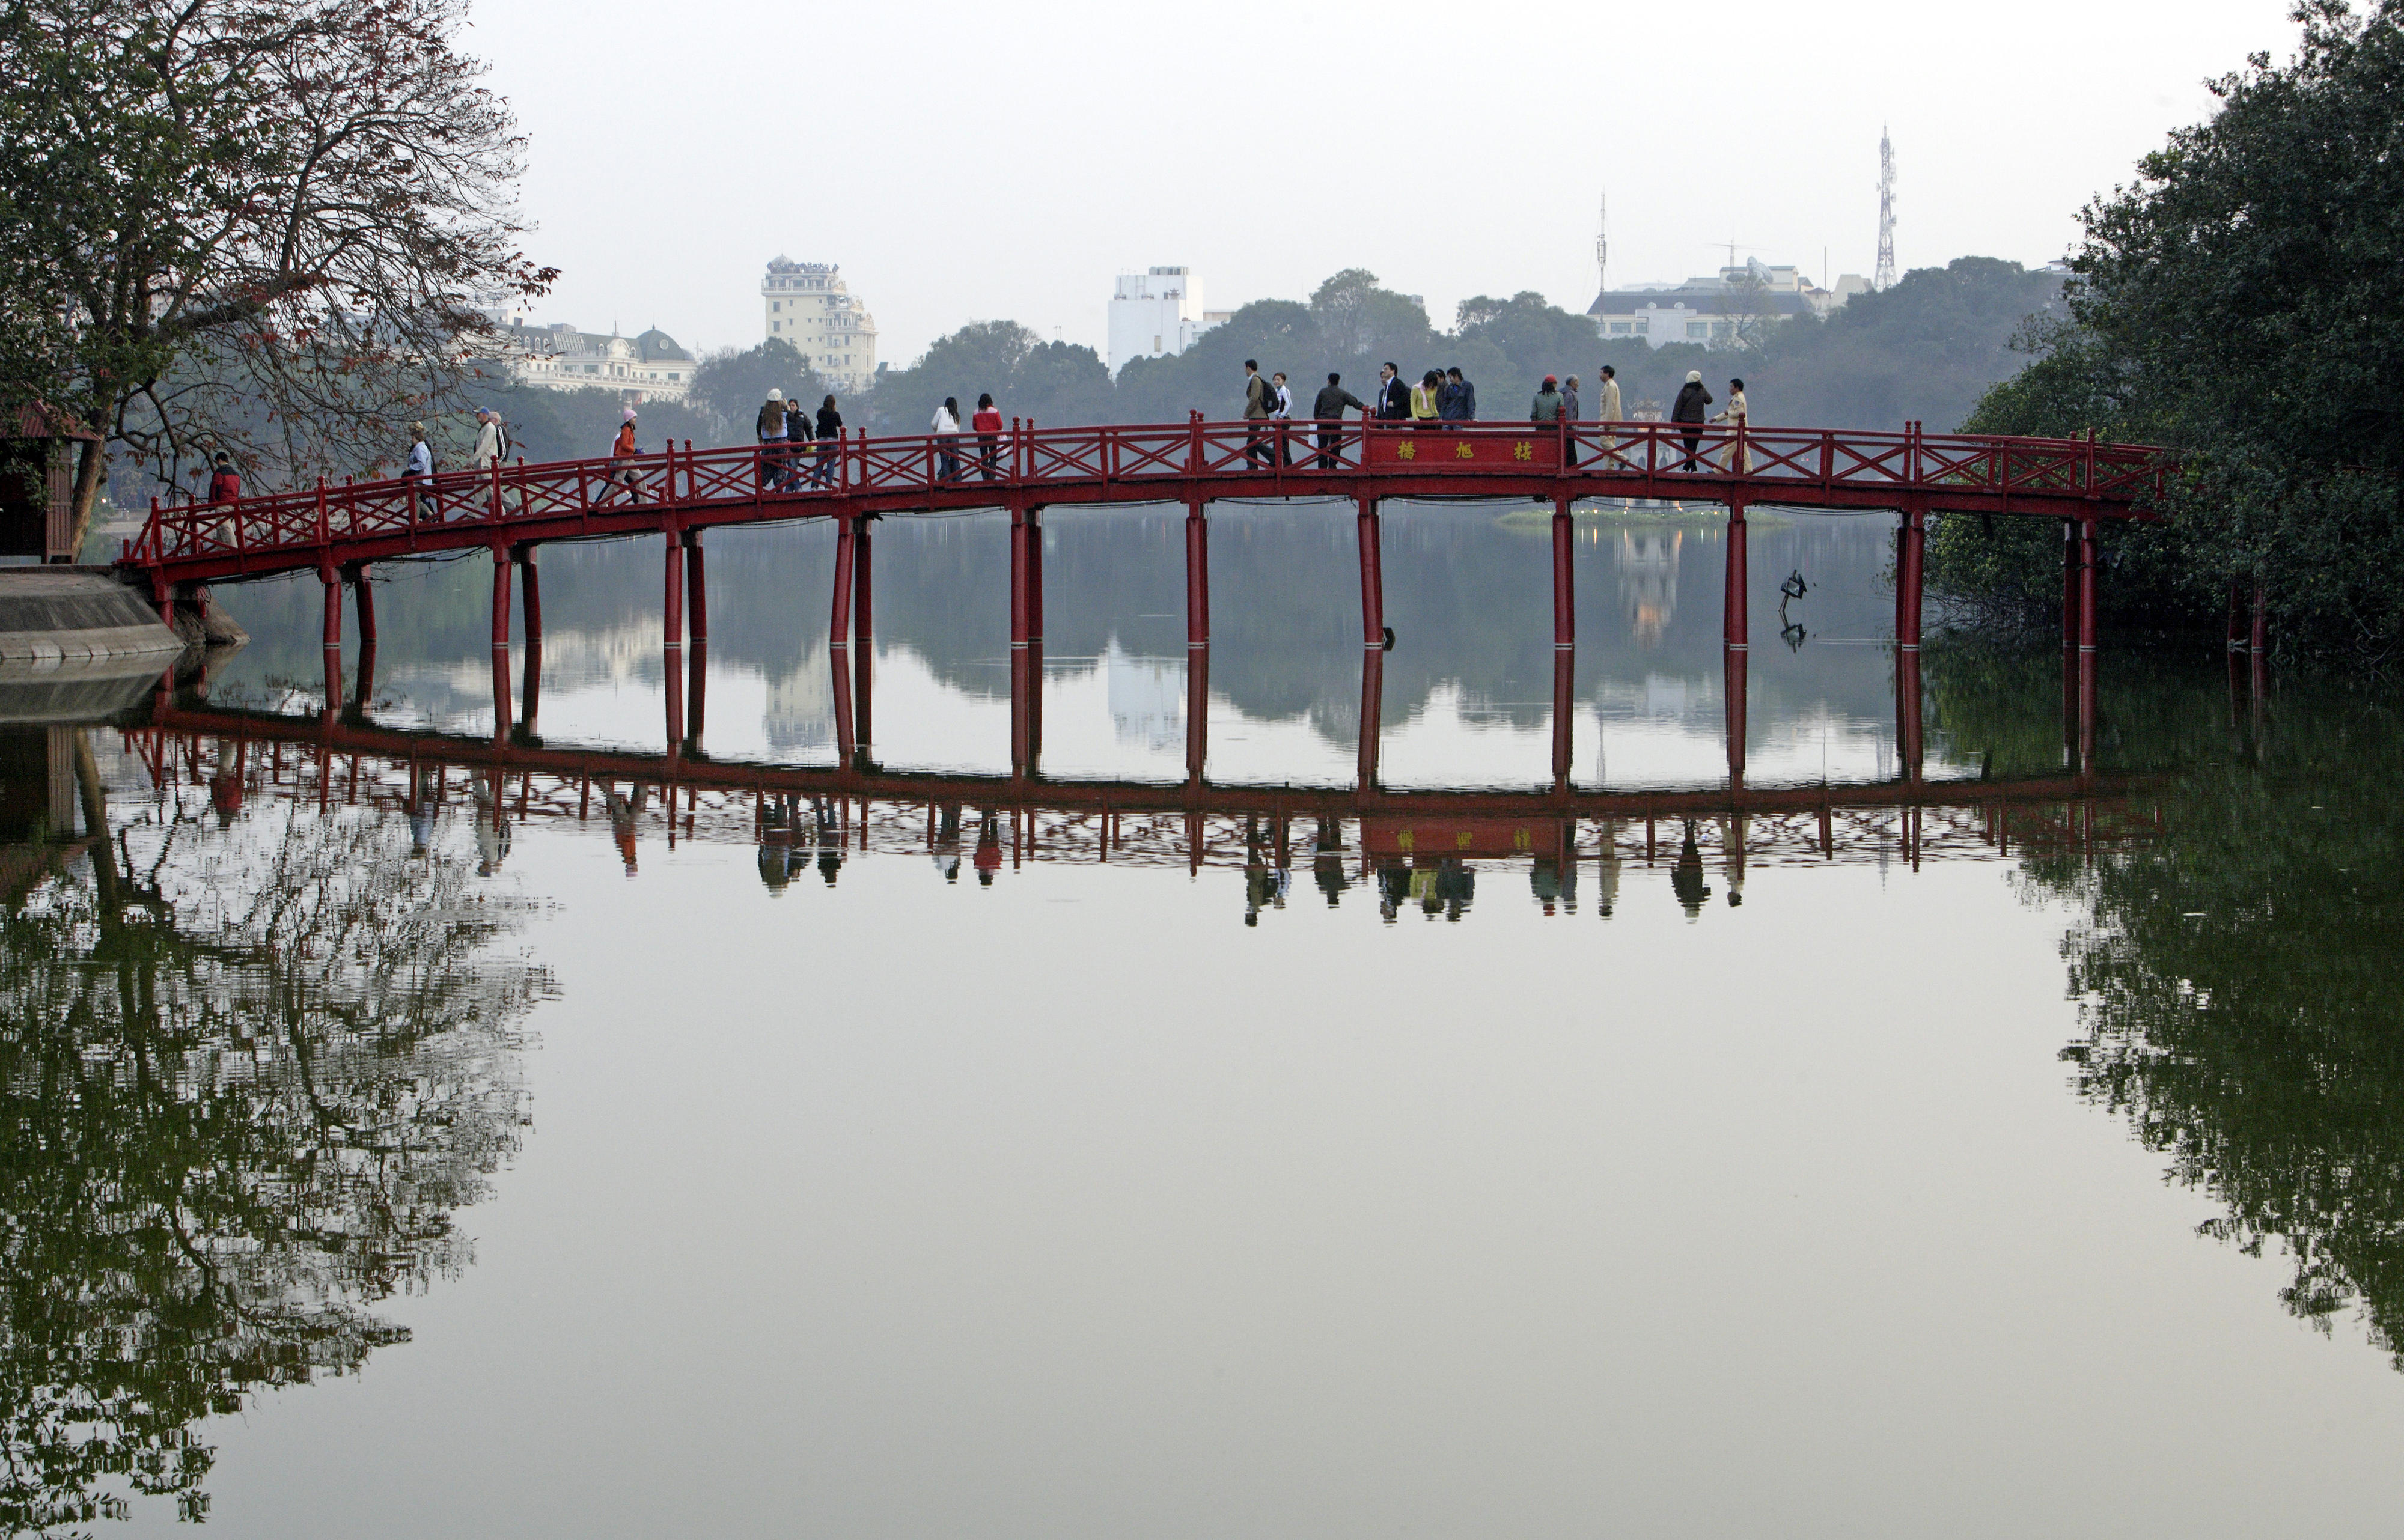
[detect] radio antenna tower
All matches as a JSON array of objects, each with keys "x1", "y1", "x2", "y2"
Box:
[
  {"x1": 1875, "y1": 126, "x2": 1897, "y2": 291},
  {"x1": 1594, "y1": 192, "x2": 1609, "y2": 300}
]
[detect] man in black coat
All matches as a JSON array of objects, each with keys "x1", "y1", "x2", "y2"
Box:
[
  {"x1": 1671, "y1": 370, "x2": 1714, "y2": 470},
  {"x1": 1311, "y1": 372, "x2": 1368, "y2": 469},
  {"x1": 1373, "y1": 362, "x2": 1410, "y2": 421}
]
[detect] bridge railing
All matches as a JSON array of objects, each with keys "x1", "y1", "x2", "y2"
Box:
[{"x1": 126, "y1": 416, "x2": 2172, "y2": 574}]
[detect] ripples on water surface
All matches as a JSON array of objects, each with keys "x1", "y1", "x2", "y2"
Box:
[{"x1": 8, "y1": 504, "x2": 2404, "y2": 1536}]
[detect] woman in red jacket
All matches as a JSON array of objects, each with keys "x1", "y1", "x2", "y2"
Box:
[
  {"x1": 599, "y1": 407, "x2": 644, "y2": 505},
  {"x1": 972, "y1": 392, "x2": 1004, "y2": 481}
]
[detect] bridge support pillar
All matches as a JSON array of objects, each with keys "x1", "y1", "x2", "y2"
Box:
[
  {"x1": 2061, "y1": 521, "x2": 2081, "y2": 650},
  {"x1": 519, "y1": 546, "x2": 542, "y2": 646},
  {"x1": 851, "y1": 520, "x2": 871, "y2": 764},
  {"x1": 1009, "y1": 502, "x2": 1042, "y2": 779},
  {"x1": 1356, "y1": 496, "x2": 1385, "y2": 648},
  {"x1": 663, "y1": 531, "x2": 685, "y2": 751},
  {"x1": 681, "y1": 534, "x2": 704, "y2": 753},
  {"x1": 2249, "y1": 580, "x2": 2268, "y2": 701},
  {"x1": 1724, "y1": 495, "x2": 1748, "y2": 651},
  {"x1": 1186, "y1": 647, "x2": 1209, "y2": 787},
  {"x1": 1357, "y1": 647, "x2": 1382, "y2": 790},
  {"x1": 1724, "y1": 644, "x2": 1748, "y2": 791},
  {"x1": 321, "y1": 565, "x2": 343, "y2": 725},
  {"x1": 345, "y1": 567, "x2": 376, "y2": 722},
  {"x1": 1896, "y1": 499, "x2": 1925, "y2": 651},
  {"x1": 1552, "y1": 495, "x2": 1575, "y2": 790},
  {"x1": 1897, "y1": 648, "x2": 1924, "y2": 789},
  {"x1": 1185, "y1": 496, "x2": 1210, "y2": 650},
  {"x1": 2077, "y1": 516, "x2": 2099, "y2": 654}
]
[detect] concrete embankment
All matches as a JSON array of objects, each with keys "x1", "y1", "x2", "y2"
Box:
[{"x1": 0, "y1": 570, "x2": 185, "y2": 663}]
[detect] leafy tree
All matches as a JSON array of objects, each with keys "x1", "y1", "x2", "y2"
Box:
[
  {"x1": 0, "y1": 0, "x2": 552, "y2": 550},
  {"x1": 1933, "y1": 2, "x2": 2404, "y2": 664},
  {"x1": 863, "y1": 321, "x2": 1110, "y2": 433}
]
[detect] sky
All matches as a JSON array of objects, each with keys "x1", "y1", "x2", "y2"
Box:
[{"x1": 468, "y1": 0, "x2": 2304, "y2": 365}]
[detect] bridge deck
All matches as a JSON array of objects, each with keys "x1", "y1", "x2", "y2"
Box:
[{"x1": 121, "y1": 416, "x2": 2168, "y2": 589}]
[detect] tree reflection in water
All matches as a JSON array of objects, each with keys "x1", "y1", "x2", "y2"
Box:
[
  {"x1": 0, "y1": 732, "x2": 549, "y2": 1532},
  {"x1": 1926, "y1": 645, "x2": 2404, "y2": 1367}
]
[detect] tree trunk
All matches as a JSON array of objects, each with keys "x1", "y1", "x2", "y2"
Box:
[{"x1": 67, "y1": 435, "x2": 107, "y2": 562}]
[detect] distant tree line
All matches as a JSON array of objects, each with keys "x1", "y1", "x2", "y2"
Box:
[
  {"x1": 1927, "y1": 2, "x2": 2404, "y2": 667},
  {"x1": 630, "y1": 257, "x2": 2067, "y2": 446}
]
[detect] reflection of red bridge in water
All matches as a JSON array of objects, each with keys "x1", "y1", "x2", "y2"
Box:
[
  {"x1": 121, "y1": 416, "x2": 2171, "y2": 775},
  {"x1": 132, "y1": 698, "x2": 2158, "y2": 910}
]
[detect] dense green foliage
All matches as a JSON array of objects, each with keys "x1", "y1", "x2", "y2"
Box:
[
  {"x1": 1924, "y1": 643, "x2": 2404, "y2": 1365},
  {"x1": 1930, "y1": 2, "x2": 2404, "y2": 665}
]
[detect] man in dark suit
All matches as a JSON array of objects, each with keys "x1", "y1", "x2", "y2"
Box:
[{"x1": 1310, "y1": 372, "x2": 1367, "y2": 469}]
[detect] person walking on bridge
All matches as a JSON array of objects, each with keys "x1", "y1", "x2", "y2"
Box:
[
  {"x1": 798, "y1": 384, "x2": 827, "y2": 480},
  {"x1": 1713, "y1": 377, "x2": 1750, "y2": 473},
  {"x1": 1374, "y1": 362, "x2": 1409, "y2": 421},
  {"x1": 594, "y1": 407, "x2": 645, "y2": 506},
  {"x1": 933, "y1": 396, "x2": 963, "y2": 481},
  {"x1": 1561, "y1": 376, "x2": 1583, "y2": 466},
  {"x1": 811, "y1": 395, "x2": 842, "y2": 488},
  {"x1": 973, "y1": 392, "x2": 1003, "y2": 480},
  {"x1": 404, "y1": 423, "x2": 433, "y2": 522},
  {"x1": 1672, "y1": 371, "x2": 1713, "y2": 471},
  {"x1": 473, "y1": 408, "x2": 515, "y2": 510},
  {"x1": 1312, "y1": 372, "x2": 1366, "y2": 469},
  {"x1": 1243, "y1": 360, "x2": 1274, "y2": 467},
  {"x1": 1410, "y1": 370, "x2": 1442, "y2": 427},
  {"x1": 757, "y1": 388, "x2": 788, "y2": 491},
  {"x1": 1531, "y1": 376, "x2": 1566, "y2": 481},
  {"x1": 1596, "y1": 364, "x2": 1623, "y2": 457},
  {"x1": 1270, "y1": 372, "x2": 1295, "y2": 466}
]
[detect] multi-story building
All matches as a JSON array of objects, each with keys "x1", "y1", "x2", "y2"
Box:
[
  {"x1": 1588, "y1": 260, "x2": 1869, "y2": 350},
  {"x1": 469, "y1": 310, "x2": 695, "y2": 403},
  {"x1": 485, "y1": 322, "x2": 696, "y2": 403},
  {"x1": 761, "y1": 258, "x2": 878, "y2": 394},
  {"x1": 1107, "y1": 267, "x2": 1224, "y2": 377}
]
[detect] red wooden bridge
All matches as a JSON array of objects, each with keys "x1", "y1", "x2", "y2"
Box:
[{"x1": 119, "y1": 414, "x2": 2170, "y2": 772}]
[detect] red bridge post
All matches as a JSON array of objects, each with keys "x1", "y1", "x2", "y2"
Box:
[
  {"x1": 1724, "y1": 492, "x2": 1749, "y2": 650},
  {"x1": 2077, "y1": 516, "x2": 2099, "y2": 655},
  {"x1": 1897, "y1": 648, "x2": 1924, "y2": 789},
  {"x1": 683, "y1": 532, "x2": 705, "y2": 753},
  {"x1": 1186, "y1": 495, "x2": 1210, "y2": 650},
  {"x1": 1186, "y1": 645, "x2": 1209, "y2": 787},
  {"x1": 320, "y1": 563, "x2": 342, "y2": 725},
  {"x1": 850, "y1": 519, "x2": 871, "y2": 763},
  {"x1": 1357, "y1": 647, "x2": 1382, "y2": 790},
  {"x1": 1725, "y1": 645, "x2": 1748, "y2": 791},
  {"x1": 663, "y1": 528, "x2": 685, "y2": 750},
  {"x1": 1896, "y1": 498, "x2": 1926, "y2": 651},
  {"x1": 1552, "y1": 494, "x2": 1575, "y2": 791},
  {"x1": 344, "y1": 564, "x2": 374, "y2": 719},
  {"x1": 518, "y1": 546, "x2": 542, "y2": 647},
  {"x1": 1355, "y1": 495, "x2": 1384, "y2": 648}
]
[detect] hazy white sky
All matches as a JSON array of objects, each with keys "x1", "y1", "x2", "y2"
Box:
[{"x1": 471, "y1": 0, "x2": 2300, "y2": 364}]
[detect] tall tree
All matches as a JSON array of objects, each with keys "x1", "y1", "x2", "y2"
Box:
[{"x1": 0, "y1": 0, "x2": 552, "y2": 549}]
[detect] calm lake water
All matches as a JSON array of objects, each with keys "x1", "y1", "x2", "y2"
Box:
[{"x1": 10, "y1": 501, "x2": 2404, "y2": 1537}]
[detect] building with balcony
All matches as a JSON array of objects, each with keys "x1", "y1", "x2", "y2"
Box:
[{"x1": 762, "y1": 258, "x2": 879, "y2": 395}]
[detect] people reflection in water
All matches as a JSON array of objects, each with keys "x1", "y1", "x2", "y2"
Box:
[
  {"x1": 1530, "y1": 854, "x2": 1579, "y2": 916},
  {"x1": 1719, "y1": 812, "x2": 1749, "y2": 907},
  {"x1": 1410, "y1": 857, "x2": 1475, "y2": 922},
  {"x1": 1596, "y1": 821, "x2": 1622, "y2": 918},
  {"x1": 1671, "y1": 818, "x2": 1713, "y2": 917},
  {"x1": 1377, "y1": 860, "x2": 1410, "y2": 921},
  {"x1": 932, "y1": 801, "x2": 963, "y2": 883},
  {"x1": 470, "y1": 777, "x2": 511, "y2": 876},
  {"x1": 1242, "y1": 815, "x2": 1291, "y2": 926},
  {"x1": 407, "y1": 763, "x2": 437, "y2": 857},
  {"x1": 605, "y1": 784, "x2": 645, "y2": 875},
  {"x1": 209, "y1": 739, "x2": 244, "y2": 826},
  {"x1": 1312, "y1": 818, "x2": 1349, "y2": 907},
  {"x1": 758, "y1": 794, "x2": 796, "y2": 893},
  {"x1": 973, "y1": 809, "x2": 1002, "y2": 886}
]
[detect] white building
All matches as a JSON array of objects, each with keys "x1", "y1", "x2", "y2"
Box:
[
  {"x1": 1108, "y1": 267, "x2": 1224, "y2": 377},
  {"x1": 762, "y1": 258, "x2": 878, "y2": 394},
  {"x1": 484, "y1": 321, "x2": 696, "y2": 403},
  {"x1": 1588, "y1": 260, "x2": 1870, "y2": 349}
]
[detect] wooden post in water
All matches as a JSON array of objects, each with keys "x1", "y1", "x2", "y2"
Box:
[
  {"x1": 662, "y1": 529, "x2": 685, "y2": 750},
  {"x1": 1552, "y1": 494, "x2": 1575, "y2": 790},
  {"x1": 1356, "y1": 647, "x2": 1382, "y2": 790},
  {"x1": 1185, "y1": 495, "x2": 1210, "y2": 650},
  {"x1": 1896, "y1": 498, "x2": 1926, "y2": 652},
  {"x1": 847, "y1": 520, "x2": 868, "y2": 762}
]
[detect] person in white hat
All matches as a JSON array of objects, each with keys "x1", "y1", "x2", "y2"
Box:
[
  {"x1": 1671, "y1": 370, "x2": 1713, "y2": 470},
  {"x1": 757, "y1": 387, "x2": 789, "y2": 490}
]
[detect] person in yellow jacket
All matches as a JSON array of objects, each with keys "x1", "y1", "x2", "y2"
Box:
[
  {"x1": 1713, "y1": 377, "x2": 1750, "y2": 473},
  {"x1": 1409, "y1": 370, "x2": 1442, "y2": 427}
]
